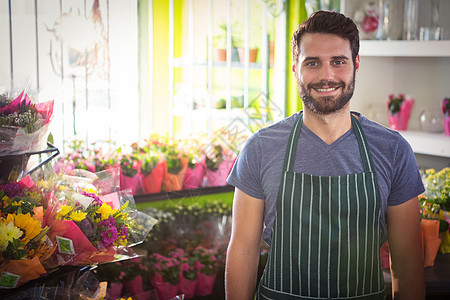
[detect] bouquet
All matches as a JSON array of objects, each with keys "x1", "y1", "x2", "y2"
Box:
[
  {"x1": 0, "y1": 91, "x2": 54, "y2": 156},
  {"x1": 0, "y1": 177, "x2": 54, "y2": 289},
  {"x1": 44, "y1": 168, "x2": 157, "y2": 267},
  {"x1": 419, "y1": 167, "x2": 450, "y2": 264}
]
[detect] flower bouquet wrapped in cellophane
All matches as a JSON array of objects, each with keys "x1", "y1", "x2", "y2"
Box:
[
  {"x1": 43, "y1": 167, "x2": 157, "y2": 268},
  {"x1": 0, "y1": 91, "x2": 54, "y2": 156},
  {"x1": 420, "y1": 167, "x2": 450, "y2": 256},
  {"x1": 0, "y1": 176, "x2": 56, "y2": 289}
]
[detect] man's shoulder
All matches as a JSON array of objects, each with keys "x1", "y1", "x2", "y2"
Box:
[{"x1": 358, "y1": 113, "x2": 412, "y2": 153}]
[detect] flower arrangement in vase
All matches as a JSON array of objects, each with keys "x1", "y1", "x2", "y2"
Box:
[
  {"x1": 387, "y1": 93, "x2": 414, "y2": 131},
  {"x1": 442, "y1": 98, "x2": 450, "y2": 136}
]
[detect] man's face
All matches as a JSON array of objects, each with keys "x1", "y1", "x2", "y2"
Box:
[{"x1": 293, "y1": 33, "x2": 359, "y2": 115}]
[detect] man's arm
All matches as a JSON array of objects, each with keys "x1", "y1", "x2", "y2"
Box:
[
  {"x1": 225, "y1": 188, "x2": 265, "y2": 300},
  {"x1": 387, "y1": 196, "x2": 425, "y2": 300}
]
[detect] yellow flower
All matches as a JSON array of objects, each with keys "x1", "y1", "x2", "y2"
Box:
[
  {"x1": 56, "y1": 205, "x2": 73, "y2": 219},
  {"x1": 70, "y1": 211, "x2": 87, "y2": 222},
  {"x1": 0, "y1": 221, "x2": 23, "y2": 251},
  {"x1": 6, "y1": 213, "x2": 41, "y2": 244},
  {"x1": 83, "y1": 186, "x2": 98, "y2": 194},
  {"x1": 2, "y1": 195, "x2": 12, "y2": 205},
  {"x1": 11, "y1": 200, "x2": 23, "y2": 206},
  {"x1": 97, "y1": 203, "x2": 113, "y2": 220}
]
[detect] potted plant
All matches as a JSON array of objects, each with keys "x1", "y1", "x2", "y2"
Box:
[
  {"x1": 203, "y1": 143, "x2": 234, "y2": 187},
  {"x1": 118, "y1": 151, "x2": 141, "y2": 195},
  {"x1": 213, "y1": 22, "x2": 240, "y2": 62},
  {"x1": 442, "y1": 98, "x2": 450, "y2": 136},
  {"x1": 138, "y1": 148, "x2": 164, "y2": 194},
  {"x1": 192, "y1": 245, "x2": 220, "y2": 296},
  {"x1": 161, "y1": 142, "x2": 188, "y2": 192},
  {"x1": 386, "y1": 93, "x2": 414, "y2": 131},
  {"x1": 182, "y1": 141, "x2": 205, "y2": 190},
  {"x1": 148, "y1": 250, "x2": 182, "y2": 300}
]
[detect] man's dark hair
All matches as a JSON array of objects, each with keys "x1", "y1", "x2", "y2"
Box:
[{"x1": 291, "y1": 10, "x2": 360, "y2": 65}]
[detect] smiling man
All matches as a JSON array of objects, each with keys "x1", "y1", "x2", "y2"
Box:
[{"x1": 225, "y1": 11, "x2": 425, "y2": 300}]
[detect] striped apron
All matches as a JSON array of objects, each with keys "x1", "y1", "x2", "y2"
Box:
[{"x1": 258, "y1": 114, "x2": 385, "y2": 299}]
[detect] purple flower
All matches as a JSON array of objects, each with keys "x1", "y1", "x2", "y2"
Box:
[
  {"x1": 0, "y1": 182, "x2": 23, "y2": 197},
  {"x1": 99, "y1": 216, "x2": 118, "y2": 247}
]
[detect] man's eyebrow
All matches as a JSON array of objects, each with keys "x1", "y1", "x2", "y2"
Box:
[
  {"x1": 332, "y1": 55, "x2": 350, "y2": 60},
  {"x1": 302, "y1": 55, "x2": 350, "y2": 62}
]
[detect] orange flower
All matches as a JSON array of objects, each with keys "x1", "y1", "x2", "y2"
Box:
[{"x1": 5, "y1": 213, "x2": 42, "y2": 244}]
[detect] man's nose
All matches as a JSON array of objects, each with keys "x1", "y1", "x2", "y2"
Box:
[{"x1": 318, "y1": 64, "x2": 335, "y2": 82}]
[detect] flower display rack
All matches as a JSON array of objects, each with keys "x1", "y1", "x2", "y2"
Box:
[{"x1": 0, "y1": 142, "x2": 59, "y2": 184}]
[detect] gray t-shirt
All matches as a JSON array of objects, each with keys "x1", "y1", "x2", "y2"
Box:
[{"x1": 227, "y1": 111, "x2": 425, "y2": 246}]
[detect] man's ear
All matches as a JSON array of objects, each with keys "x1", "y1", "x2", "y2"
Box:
[
  {"x1": 292, "y1": 64, "x2": 296, "y2": 74},
  {"x1": 355, "y1": 54, "x2": 360, "y2": 73}
]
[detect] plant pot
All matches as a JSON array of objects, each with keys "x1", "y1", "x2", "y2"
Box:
[
  {"x1": 150, "y1": 273, "x2": 179, "y2": 300},
  {"x1": 444, "y1": 115, "x2": 450, "y2": 136},
  {"x1": 215, "y1": 48, "x2": 227, "y2": 61},
  {"x1": 183, "y1": 163, "x2": 205, "y2": 190},
  {"x1": 196, "y1": 272, "x2": 217, "y2": 297},
  {"x1": 124, "y1": 275, "x2": 144, "y2": 296},
  {"x1": 387, "y1": 98, "x2": 414, "y2": 131},
  {"x1": 163, "y1": 157, "x2": 188, "y2": 192},
  {"x1": 269, "y1": 41, "x2": 275, "y2": 66},
  {"x1": 140, "y1": 161, "x2": 165, "y2": 194},
  {"x1": 106, "y1": 282, "x2": 123, "y2": 300},
  {"x1": 420, "y1": 219, "x2": 442, "y2": 267},
  {"x1": 120, "y1": 172, "x2": 141, "y2": 195},
  {"x1": 238, "y1": 48, "x2": 258, "y2": 63}
]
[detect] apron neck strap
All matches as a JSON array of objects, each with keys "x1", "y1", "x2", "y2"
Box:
[{"x1": 283, "y1": 113, "x2": 375, "y2": 174}]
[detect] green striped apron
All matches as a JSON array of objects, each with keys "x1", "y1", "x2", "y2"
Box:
[{"x1": 258, "y1": 114, "x2": 385, "y2": 299}]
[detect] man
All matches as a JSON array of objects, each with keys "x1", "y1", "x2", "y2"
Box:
[{"x1": 225, "y1": 10, "x2": 425, "y2": 300}]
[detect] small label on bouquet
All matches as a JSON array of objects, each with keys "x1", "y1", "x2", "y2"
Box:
[
  {"x1": 0, "y1": 271, "x2": 20, "y2": 288},
  {"x1": 56, "y1": 236, "x2": 76, "y2": 254}
]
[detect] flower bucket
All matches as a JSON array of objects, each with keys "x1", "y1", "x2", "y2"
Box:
[
  {"x1": 204, "y1": 159, "x2": 233, "y2": 187},
  {"x1": 380, "y1": 241, "x2": 390, "y2": 269},
  {"x1": 183, "y1": 163, "x2": 205, "y2": 190},
  {"x1": 124, "y1": 275, "x2": 144, "y2": 296},
  {"x1": 140, "y1": 161, "x2": 165, "y2": 194},
  {"x1": 179, "y1": 276, "x2": 197, "y2": 299},
  {"x1": 387, "y1": 97, "x2": 414, "y2": 131},
  {"x1": 0, "y1": 256, "x2": 46, "y2": 289},
  {"x1": 420, "y1": 219, "x2": 442, "y2": 267},
  {"x1": 107, "y1": 282, "x2": 123, "y2": 300},
  {"x1": 196, "y1": 272, "x2": 217, "y2": 296},
  {"x1": 150, "y1": 273, "x2": 179, "y2": 300},
  {"x1": 163, "y1": 157, "x2": 188, "y2": 192},
  {"x1": 120, "y1": 172, "x2": 141, "y2": 195},
  {"x1": 444, "y1": 116, "x2": 450, "y2": 137}
]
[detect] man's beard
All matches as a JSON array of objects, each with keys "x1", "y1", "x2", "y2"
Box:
[{"x1": 298, "y1": 72, "x2": 356, "y2": 115}]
